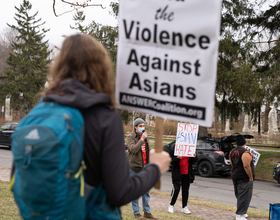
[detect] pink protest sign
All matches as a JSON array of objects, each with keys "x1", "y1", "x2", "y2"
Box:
[{"x1": 174, "y1": 123, "x2": 199, "y2": 157}]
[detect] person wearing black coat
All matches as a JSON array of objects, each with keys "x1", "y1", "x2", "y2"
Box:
[{"x1": 168, "y1": 144, "x2": 198, "y2": 214}]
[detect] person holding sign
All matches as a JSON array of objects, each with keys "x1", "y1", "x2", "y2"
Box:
[
  {"x1": 168, "y1": 145, "x2": 197, "y2": 214},
  {"x1": 229, "y1": 135, "x2": 255, "y2": 220},
  {"x1": 127, "y1": 118, "x2": 158, "y2": 219},
  {"x1": 41, "y1": 34, "x2": 171, "y2": 220}
]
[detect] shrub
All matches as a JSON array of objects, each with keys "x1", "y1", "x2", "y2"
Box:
[{"x1": 163, "y1": 120, "x2": 178, "y2": 135}]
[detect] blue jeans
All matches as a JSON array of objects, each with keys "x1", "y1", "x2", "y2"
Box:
[{"x1": 130, "y1": 169, "x2": 151, "y2": 214}]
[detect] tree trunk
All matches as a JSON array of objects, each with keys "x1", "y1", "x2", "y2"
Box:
[
  {"x1": 258, "y1": 107, "x2": 261, "y2": 137},
  {"x1": 263, "y1": 106, "x2": 270, "y2": 133},
  {"x1": 198, "y1": 126, "x2": 208, "y2": 138},
  {"x1": 145, "y1": 114, "x2": 150, "y2": 126}
]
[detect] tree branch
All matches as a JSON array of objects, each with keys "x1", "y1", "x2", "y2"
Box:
[
  {"x1": 53, "y1": 0, "x2": 75, "y2": 17},
  {"x1": 53, "y1": 0, "x2": 106, "y2": 17},
  {"x1": 252, "y1": 39, "x2": 279, "y2": 44}
]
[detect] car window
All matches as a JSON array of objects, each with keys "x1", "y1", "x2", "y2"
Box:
[
  {"x1": 204, "y1": 142, "x2": 220, "y2": 150},
  {"x1": 0, "y1": 124, "x2": 10, "y2": 131},
  {"x1": 196, "y1": 140, "x2": 205, "y2": 149},
  {"x1": 207, "y1": 142, "x2": 220, "y2": 151},
  {"x1": 197, "y1": 140, "x2": 220, "y2": 150},
  {"x1": 10, "y1": 124, "x2": 18, "y2": 131}
]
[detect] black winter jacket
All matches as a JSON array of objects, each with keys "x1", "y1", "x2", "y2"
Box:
[
  {"x1": 169, "y1": 144, "x2": 198, "y2": 184},
  {"x1": 171, "y1": 156, "x2": 197, "y2": 184},
  {"x1": 46, "y1": 79, "x2": 161, "y2": 207}
]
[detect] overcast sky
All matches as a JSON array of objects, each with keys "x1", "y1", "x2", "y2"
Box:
[
  {"x1": 0, "y1": 0, "x2": 118, "y2": 49},
  {"x1": 0, "y1": 0, "x2": 275, "y2": 51}
]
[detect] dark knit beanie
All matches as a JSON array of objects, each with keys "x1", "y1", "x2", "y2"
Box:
[
  {"x1": 134, "y1": 118, "x2": 145, "y2": 127},
  {"x1": 236, "y1": 135, "x2": 246, "y2": 146}
]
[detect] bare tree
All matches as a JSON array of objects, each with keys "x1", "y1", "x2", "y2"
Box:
[
  {"x1": 53, "y1": 0, "x2": 105, "y2": 17},
  {"x1": 0, "y1": 27, "x2": 18, "y2": 46},
  {"x1": 198, "y1": 126, "x2": 208, "y2": 138},
  {"x1": 0, "y1": 28, "x2": 18, "y2": 77}
]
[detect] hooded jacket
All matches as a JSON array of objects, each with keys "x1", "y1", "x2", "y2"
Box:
[{"x1": 45, "y1": 79, "x2": 161, "y2": 207}]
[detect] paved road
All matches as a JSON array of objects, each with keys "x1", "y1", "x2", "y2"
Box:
[
  {"x1": 2, "y1": 147, "x2": 280, "y2": 211},
  {"x1": 157, "y1": 171, "x2": 280, "y2": 211},
  {"x1": 0, "y1": 146, "x2": 13, "y2": 168}
]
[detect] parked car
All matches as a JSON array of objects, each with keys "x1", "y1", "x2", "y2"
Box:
[
  {"x1": 194, "y1": 137, "x2": 231, "y2": 177},
  {"x1": 273, "y1": 162, "x2": 280, "y2": 183},
  {"x1": 0, "y1": 122, "x2": 19, "y2": 149},
  {"x1": 164, "y1": 133, "x2": 254, "y2": 177}
]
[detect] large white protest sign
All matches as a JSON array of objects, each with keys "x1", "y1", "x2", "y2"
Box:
[
  {"x1": 116, "y1": 0, "x2": 222, "y2": 127},
  {"x1": 245, "y1": 146, "x2": 261, "y2": 166},
  {"x1": 174, "y1": 123, "x2": 199, "y2": 157}
]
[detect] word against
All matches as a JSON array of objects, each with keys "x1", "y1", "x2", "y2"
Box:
[
  {"x1": 174, "y1": 123, "x2": 199, "y2": 156},
  {"x1": 245, "y1": 146, "x2": 261, "y2": 166}
]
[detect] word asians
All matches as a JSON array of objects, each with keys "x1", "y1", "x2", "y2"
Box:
[{"x1": 129, "y1": 73, "x2": 196, "y2": 100}]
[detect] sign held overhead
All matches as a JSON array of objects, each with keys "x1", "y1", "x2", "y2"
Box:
[
  {"x1": 116, "y1": 0, "x2": 222, "y2": 126},
  {"x1": 174, "y1": 123, "x2": 199, "y2": 157}
]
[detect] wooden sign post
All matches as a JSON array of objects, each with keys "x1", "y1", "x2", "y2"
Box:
[{"x1": 154, "y1": 117, "x2": 164, "y2": 189}]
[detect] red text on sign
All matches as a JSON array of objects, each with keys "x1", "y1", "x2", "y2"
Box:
[
  {"x1": 178, "y1": 123, "x2": 198, "y2": 132},
  {"x1": 174, "y1": 144, "x2": 195, "y2": 156}
]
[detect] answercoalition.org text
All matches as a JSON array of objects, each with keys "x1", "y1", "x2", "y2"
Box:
[{"x1": 119, "y1": 93, "x2": 205, "y2": 120}]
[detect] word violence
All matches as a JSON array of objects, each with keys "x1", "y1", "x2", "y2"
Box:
[{"x1": 123, "y1": 20, "x2": 210, "y2": 49}]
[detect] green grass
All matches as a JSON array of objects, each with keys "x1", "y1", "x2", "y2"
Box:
[
  {"x1": 249, "y1": 145, "x2": 280, "y2": 150},
  {"x1": 148, "y1": 138, "x2": 175, "y2": 143},
  {"x1": 0, "y1": 181, "x2": 269, "y2": 220},
  {"x1": 255, "y1": 150, "x2": 280, "y2": 180},
  {"x1": 149, "y1": 141, "x2": 155, "y2": 148},
  {"x1": 0, "y1": 181, "x2": 21, "y2": 220},
  {"x1": 121, "y1": 205, "x2": 203, "y2": 220},
  {"x1": 0, "y1": 181, "x2": 202, "y2": 220}
]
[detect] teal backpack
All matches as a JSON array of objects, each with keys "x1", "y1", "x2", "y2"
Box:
[{"x1": 10, "y1": 101, "x2": 86, "y2": 220}]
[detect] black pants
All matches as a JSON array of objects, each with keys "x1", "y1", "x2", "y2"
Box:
[
  {"x1": 234, "y1": 181, "x2": 253, "y2": 215},
  {"x1": 170, "y1": 174, "x2": 190, "y2": 208}
]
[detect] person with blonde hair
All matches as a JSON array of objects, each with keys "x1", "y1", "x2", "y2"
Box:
[{"x1": 43, "y1": 34, "x2": 171, "y2": 219}]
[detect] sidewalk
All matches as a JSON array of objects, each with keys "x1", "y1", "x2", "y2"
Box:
[
  {"x1": 145, "y1": 193, "x2": 267, "y2": 220},
  {"x1": 0, "y1": 167, "x2": 267, "y2": 220},
  {"x1": 0, "y1": 166, "x2": 11, "y2": 182}
]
